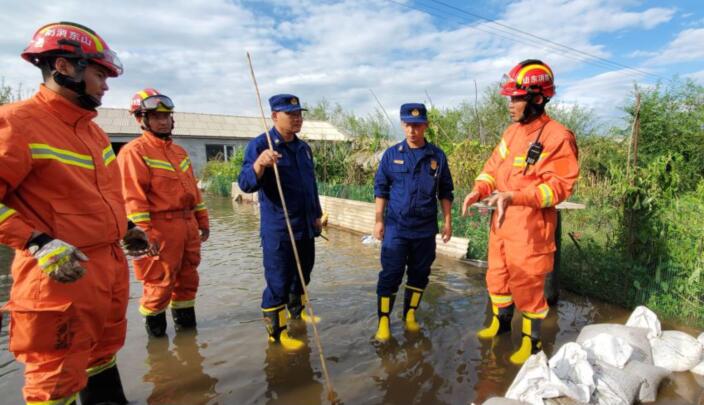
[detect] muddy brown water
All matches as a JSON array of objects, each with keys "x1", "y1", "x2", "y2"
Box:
[{"x1": 1, "y1": 196, "x2": 703, "y2": 404}]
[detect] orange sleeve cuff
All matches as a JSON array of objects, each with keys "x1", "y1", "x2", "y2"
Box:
[
  {"x1": 511, "y1": 189, "x2": 538, "y2": 207},
  {"x1": 473, "y1": 182, "x2": 493, "y2": 199},
  {"x1": 196, "y1": 212, "x2": 209, "y2": 230}
]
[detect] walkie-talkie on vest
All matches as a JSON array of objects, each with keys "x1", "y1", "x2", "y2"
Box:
[{"x1": 523, "y1": 124, "x2": 548, "y2": 175}]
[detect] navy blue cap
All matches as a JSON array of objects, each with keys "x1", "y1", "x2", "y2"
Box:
[
  {"x1": 400, "y1": 103, "x2": 428, "y2": 123},
  {"x1": 269, "y1": 94, "x2": 307, "y2": 113}
]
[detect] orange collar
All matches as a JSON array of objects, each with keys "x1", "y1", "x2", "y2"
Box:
[
  {"x1": 521, "y1": 113, "x2": 551, "y2": 135},
  {"x1": 142, "y1": 130, "x2": 172, "y2": 146},
  {"x1": 34, "y1": 84, "x2": 97, "y2": 126}
]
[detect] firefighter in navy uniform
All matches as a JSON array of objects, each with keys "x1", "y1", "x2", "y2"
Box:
[
  {"x1": 238, "y1": 94, "x2": 323, "y2": 351},
  {"x1": 373, "y1": 103, "x2": 454, "y2": 342}
]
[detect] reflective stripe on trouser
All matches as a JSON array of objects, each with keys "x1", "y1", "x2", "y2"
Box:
[
  {"x1": 261, "y1": 237, "x2": 315, "y2": 309},
  {"x1": 3, "y1": 243, "x2": 128, "y2": 403},
  {"x1": 134, "y1": 216, "x2": 201, "y2": 316},
  {"x1": 485, "y1": 236, "x2": 551, "y2": 318},
  {"x1": 26, "y1": 393, "x2": 77, "y2": 405},
  {"x1": 377, "y1": 234, "x2": 436, "y2": 296}
]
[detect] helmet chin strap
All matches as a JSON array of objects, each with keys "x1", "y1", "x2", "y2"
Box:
[
  {"x1": 142, "y1": 114, "x2": 174, "y2": 139},
  {"x1": 52, "y1": 59, "x2": 101, "y2": 110}
]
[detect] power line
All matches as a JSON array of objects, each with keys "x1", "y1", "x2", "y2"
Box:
[
  {"x1": 385, "y1": 0, "x2": 626, "y2": 74},
  {"x1": 383, "y1": 0, "x2": 662, "y2": 80},
  {"x1": 427, "y1": 0, "x2": 661, "y2": 80}
]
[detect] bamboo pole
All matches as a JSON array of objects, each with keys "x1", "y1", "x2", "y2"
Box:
[{"x1": 246, "y1": 52, "x2": 339, "y2": 404}]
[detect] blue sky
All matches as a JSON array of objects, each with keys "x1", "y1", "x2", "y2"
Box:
[{"x1": 1, "y1": 0, "x2": 702, "y2": 130}]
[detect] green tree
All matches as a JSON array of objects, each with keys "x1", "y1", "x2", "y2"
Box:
[
  {"x1": 0, "y1": 79, "x2": 26, "y2": 105},
  {"x1": 624, "y1": 78, "x2": 704, "y2": 191}
]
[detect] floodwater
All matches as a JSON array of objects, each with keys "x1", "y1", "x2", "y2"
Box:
[{"x1": 1, "y1": 196, "x2": 703, "y2": 405}]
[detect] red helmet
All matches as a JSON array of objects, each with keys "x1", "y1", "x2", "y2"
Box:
[
  {"x1": 499, "y1": 59, "x2": 555, "y2": 98},
  {"x1": 21, "y1": 22, "x2": 123, "y2": 77},
  {"x1": 130, "y1": 88, "x2": 175, "y2": 115}
]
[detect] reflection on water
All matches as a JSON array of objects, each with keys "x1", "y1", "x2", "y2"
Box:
[
  {"x1": 373, "y1": 332, "x2": 445, "y2": 405},
  {"x1": 264, "y1": 326, "x2": 323, "y2": 405},
  {"x1": 0, "y1": 196, "x2": 702, "y2": 404},
  {"x1": 144, "y1": 330, "x2": 217, "y2": 404}
]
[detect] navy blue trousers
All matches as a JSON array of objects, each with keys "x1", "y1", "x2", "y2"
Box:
[
  {"x1": 261, "y1": 237, "x2": 315, "y2": 308},
  {"x1": 377, "y1": 234, "x2": 436, "y2": 296}
]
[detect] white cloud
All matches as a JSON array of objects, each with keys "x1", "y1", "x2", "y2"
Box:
[
  {"x1": 647, "y1": 28, "x2": 704, "y2": 65},
  {"x1": 0, "y1": 0, "x2": 684, "y2": 127},
  {"x1": 556, "y1": 68, "x2": 658, "y2": 126},
  {"x1": 687, "y1": 69, "x2": 704, "y2": 84}
]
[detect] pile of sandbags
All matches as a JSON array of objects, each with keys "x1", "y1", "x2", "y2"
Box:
[{"x1": 482, "y1": 306, "x2": 703, "y2": 405}]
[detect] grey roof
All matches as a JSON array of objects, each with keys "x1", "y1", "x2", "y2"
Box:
[{"x1": 96, "y1": 108, "x2": 350, "y2": 141}]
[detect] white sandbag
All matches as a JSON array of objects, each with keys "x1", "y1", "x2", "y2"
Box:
[
  {"x1": 650, "y1": 330, "x2": 702, "y2": 372},
  {"x1": 482, "y1": 398, "x2": 528, "y2": 405},
  {"x1": 548, "y1": 343, "x2": 595, "y2": 403},
  {"x1": 624, "y1": 360, "x2": 670, "y2": 403},
  {"x1": 544, "y1": 398, "x2": 589, "y2": 405},
  {"x1": 692, "y1": 333, "x2": 704, "y2": 375},
  {"x1": 581, "y1": 333, "x2": 633, "y2": 368},
  {"x1": 625, "y1": 306, "x2": 661, "y2": 339},
  {"x1": 576, "y1": 324, "x2": 653, "y2": 364},
  {"x1": 590, "y1": 362, "x2": 642, "y2": 405},
  {"x1": 506, "y1": 352, "x2": 561, "y2": 405},
  {"x1": 690, "y1": 361, "x2": 704, "y2": 375},
  {"x1": 506, "y1": 351, "x2": 585, "y2": 405}
]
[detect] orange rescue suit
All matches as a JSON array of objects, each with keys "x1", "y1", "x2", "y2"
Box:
[
  {"x1": 117, "y1": 131, "x2": 209, "y2": 316},
  {"x1": 0, "y1": 85, "x2": 129, "y2": 403},
  {"x1": 472, "y1": 114, "x2": 579, "y2": 318}
]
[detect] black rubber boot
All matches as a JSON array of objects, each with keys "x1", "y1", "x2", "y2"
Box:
[
  {"x1": 145, "y1": 312, "x2": 167, "y2": 337},
  {"x1": 262, "y1": 306, "x2": 304, "y2": 351},
  {"x1": 477, "y1": 304, "x2": 514, "y2": 339},
  {"x1": 79, "y1": 364, "x2": 128, "y2": 405},
  {"x1": 510, "y1": 316, "x2": 543, "y2": 365},
  {"x1": 402, "y1": 286, "x2": 424, "y2": 332},
  {"x1": 172, "y1": 307, "x2": 197, "y2": 330},
  {"x1": 375, "y1": 294, "x2": 396, "y2": 342},
  {"x1": 287, "y1": 293, "x2": 303, "y2": 320}
]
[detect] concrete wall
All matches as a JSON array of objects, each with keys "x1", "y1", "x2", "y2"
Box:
[
  {"x1": 174, "y1": 138, "x2": 248, "y2": 176},
  {"x1": 231, "y1": 183, "x2": 471, "y2": 260},
  {"x1": 110, "y1": 134, "x2": 248, "y2": 176}
]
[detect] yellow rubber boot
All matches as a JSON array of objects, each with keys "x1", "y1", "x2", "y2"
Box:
[
  {"x1": 477, "y1": 304, "x2": 514, "y2": 339},
  {"x1": 263, "y1": 305, "x2": 304, "y2": 351},
  {"x1": 375, "y1": 295, "x2": 395, "y2": 342},
  {"x1": 375, "y1": 316, "x2": 391, "y2": 342},
  {"x1": 287, "y1": 293, "x2": 320, "y2": 324},
  {"x1": 300, "y1": 294, "x2": 321, "y2": 324},
  {"x1": 277, "y1": 329, "x2": 305, "y2": 351},
  {"x1": 402, "y1": 286, "x2": 424, "y2": 333},
  {"x1": 509, "y1": 316, "x2": 542, "y2": 365}
]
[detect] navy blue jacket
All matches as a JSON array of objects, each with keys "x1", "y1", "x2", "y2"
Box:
[
  {"x1": 374, "y1": 140, "x2": 454, "y2": 239},
  {"x1": 238, "y1": 127, "x2": 322, "y2": 241}
]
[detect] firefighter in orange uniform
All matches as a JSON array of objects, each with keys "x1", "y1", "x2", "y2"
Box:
[
  {"x1": 462, "y1": 60, "x2": 579, "y2": 365},
  {"x1": 0, "y1": 22, "x2": 150, "y2": 404},
  {"x1": 117, "y1": 88, "x2": 210, "y2": 338}
]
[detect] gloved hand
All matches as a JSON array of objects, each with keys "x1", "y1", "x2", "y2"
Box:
[
  {"x1": 122, "y1": 226, "x2": 159, "y2": 257},
  {"x1": 33, "y1": 239, "x2": 89, "y2": 283}
]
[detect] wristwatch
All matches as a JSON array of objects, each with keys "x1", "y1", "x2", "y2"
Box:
[{"x1": 26, "y1": 233, "x2": 54, "y2": 255}]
